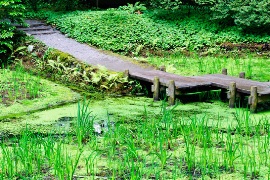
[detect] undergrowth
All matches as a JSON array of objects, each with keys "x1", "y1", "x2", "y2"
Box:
[{"x1": 26, "y1": 8, "x2": 270, "y2": 56}]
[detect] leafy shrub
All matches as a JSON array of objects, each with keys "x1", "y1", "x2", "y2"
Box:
[
  {"x1": 212, "y1": 0, "x2": 270, "y2": 32},
  {"x1": 118, "y1": 2, "x2": 147, "y2": 14},
  {"x1": 0, "y1": 0, "x2": 25, "y2": 65},
  {"x1": 150, "y1": 0, "x2": 182, "y2": 10}
]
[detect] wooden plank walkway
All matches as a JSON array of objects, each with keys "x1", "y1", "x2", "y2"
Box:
[
  {"x1": 19, "y1": 20, "x2": 269, "y2": 113},
  {"x1": 126, "y1": 69, "x2": 270, "y2": 113}
]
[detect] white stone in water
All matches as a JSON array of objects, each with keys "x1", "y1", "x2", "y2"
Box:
[
  {"x1": 93, "y1": 122, "x2": 102, "y2": 134},
  {"x1": 27, "y1": 45, "x2": 34, "y2": 53}
]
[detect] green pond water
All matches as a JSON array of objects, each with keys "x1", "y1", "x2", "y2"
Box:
[{"x1": 1, "y1": 96, "x2": 270, "y2": 135}]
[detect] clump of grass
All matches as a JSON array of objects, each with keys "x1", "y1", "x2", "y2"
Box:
[
  {"x1": 0, "y1": 65, "x2": 42, "y2": 106},
  {"x1": 76, "y1": 97, "x2": 95, "y2": 148}
]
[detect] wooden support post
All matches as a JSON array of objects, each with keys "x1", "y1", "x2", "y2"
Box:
[
  {"x1": 152, "y1": 76, "x2": 160, "y2": 101},
  {"x1": 228, "y1": 82, "x2": 236, "y2": 108},
  {"x1": 249, "y1": 86, "x2": 258, "y2": 113},
  {"x1": 239, "y1": 72, "x2": 245, "y2": 79},
  {"x1": 167, "y1": 80, "x2": 175, "y2": 105},
  {"x1": 124, "y1": 69, "x2": 129, "y2": 78},
  {"x1": 159, "y1": 65, "x2": 166, "y2": 72},
  {"x1": 222, "y1": 68, "x2": 228, "y2": 75}
]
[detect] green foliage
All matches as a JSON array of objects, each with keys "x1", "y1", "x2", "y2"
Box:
[
  {"x1": 150, "y1": 0, "x2": 182, "y2": 10},
  {"x1": 194, "y1": 0, "x2": 216, "y2": 5},
  {"x1": 149, "y1": 0, "x2": 270, "y2": 32},
  {"x1": 0, "y1": 0, "x2": 25, "y2": 65},
  {"x1": 212, "y1": 0, "x2": 270, "y2": 32},
  {"x1": 149, "y1": 0, "x2": 214, "y2": 9},
  {"x1": 233, "y1": 0, "x2": 270, "y2": 32},
  {"x1": 0, "y1": 65, "x2": 42, "y2": 106},
  {"x1": 118, "y1": 2, "x2": 147, "y2": 14},
  {"x1": 28, "y1": 8, "x2": 270, "y2": 56}
]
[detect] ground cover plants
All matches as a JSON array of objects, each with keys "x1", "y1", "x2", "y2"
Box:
[
  {"x1": 26, "y1": 7, "x2": 270, "y2": 56},
  {"x1": 25, "y1": 7, "x2": 270, "y2": 83},
  {"x1": 0, "y1": 65, "x2": 41, "y2": 106},
  {"x1": 18, "y1": 37, "x2": 141, "y2": 97}
]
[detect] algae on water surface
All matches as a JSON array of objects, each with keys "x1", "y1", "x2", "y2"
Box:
[{"x1": 1, "y1": 96, "x2": 269, "y2": 135}]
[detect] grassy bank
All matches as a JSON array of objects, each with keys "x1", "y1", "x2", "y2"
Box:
[
  {"x1": 145, "y1": 52, "x2": 270, "y2": 81},
  {"x1": 0, "y1": 66, "x2": 80, "y2": 120}
]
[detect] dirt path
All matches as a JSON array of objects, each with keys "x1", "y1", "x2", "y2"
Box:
[
  {"x1": 20, "y1": 20, "x2": 154, "y2": 73},
  {"x1": 35, "y1": 33, "x2": 155, "y2": 73}
]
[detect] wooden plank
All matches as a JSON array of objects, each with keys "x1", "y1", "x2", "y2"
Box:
[
  {"x1": 198, "y1": 74, "x2": 270, "y2": 95},
  {"x1": 129, "y1": 71, "x2": 211, "y2": 89},
  {"x1": 128, "y1": 70, "x2": 270, "y2": 110}
]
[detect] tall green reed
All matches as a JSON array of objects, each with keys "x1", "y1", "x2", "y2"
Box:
[{"x1": 76, "y1": 98, "x2": 95, "y2": 148}]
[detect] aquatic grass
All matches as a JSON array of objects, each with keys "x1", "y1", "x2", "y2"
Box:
[
  {"x1": 0, "y1": 144, "x2": 16, "y2": 179},
  {"x1": 223, "y1": 126, "x2": 240, "y2": 172},
  {"x1": 152, "y1": 132, "x2": 172, "y2": 169},
  {"x1": 65, "y1": 148, "x2": 84, "y2": 180},
  {"x1": 0, "y1": 97, "x2": 269, "y2": 179},
  {"x1": 76, "y1": 97, "x2": 95, "y2": 148},
  {"x1": 85, "y1": 151, "x2": 99, "y2": 176},
  {"x1": 0, "y1": 65, "x2": 42, "y2": 106}
]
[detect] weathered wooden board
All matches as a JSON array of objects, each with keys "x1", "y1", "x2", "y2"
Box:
[
  {"x1": 129, "y1": 71, "x2": 270, "y2": 96},
  {"x1": 129, "y1": 70, "x2": 211, "y2": 89},
  {"x1": 196, "y1": 74, "x2": 270, "y2": 95},
  {"x1": 129, "y1": 70, "x2": 270, "y2": 112}
]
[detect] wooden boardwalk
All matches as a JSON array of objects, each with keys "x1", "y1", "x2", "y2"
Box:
[
  {"x1": 18, "y1": 20, "x2": 270, "y2": 113},
  {"x1": 126, "y1": 69, "x2": 270, "y2": 113}
]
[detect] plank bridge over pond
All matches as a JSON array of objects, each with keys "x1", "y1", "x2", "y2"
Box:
[
  {"x1": 126, "y1": 68, "x2": 270, "y2": 113},
  {"x1": 17, "y1": 20, "x2": 270, "y2": 113}
]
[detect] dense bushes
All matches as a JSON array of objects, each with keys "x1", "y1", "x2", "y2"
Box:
[
  {"x1": 150, "y1": 0, "x2": 270, "y2": 33},
  {"x1": 0, "y1": 0, "x2": 25, "y2": 65},
  {"x1": 212, "y1": 0, "x2": 270, "y2": 32}
]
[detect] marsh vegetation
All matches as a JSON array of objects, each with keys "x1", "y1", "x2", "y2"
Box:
[{"x1": 1, "y1": 1, "x2": 270, "y2": 179}]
